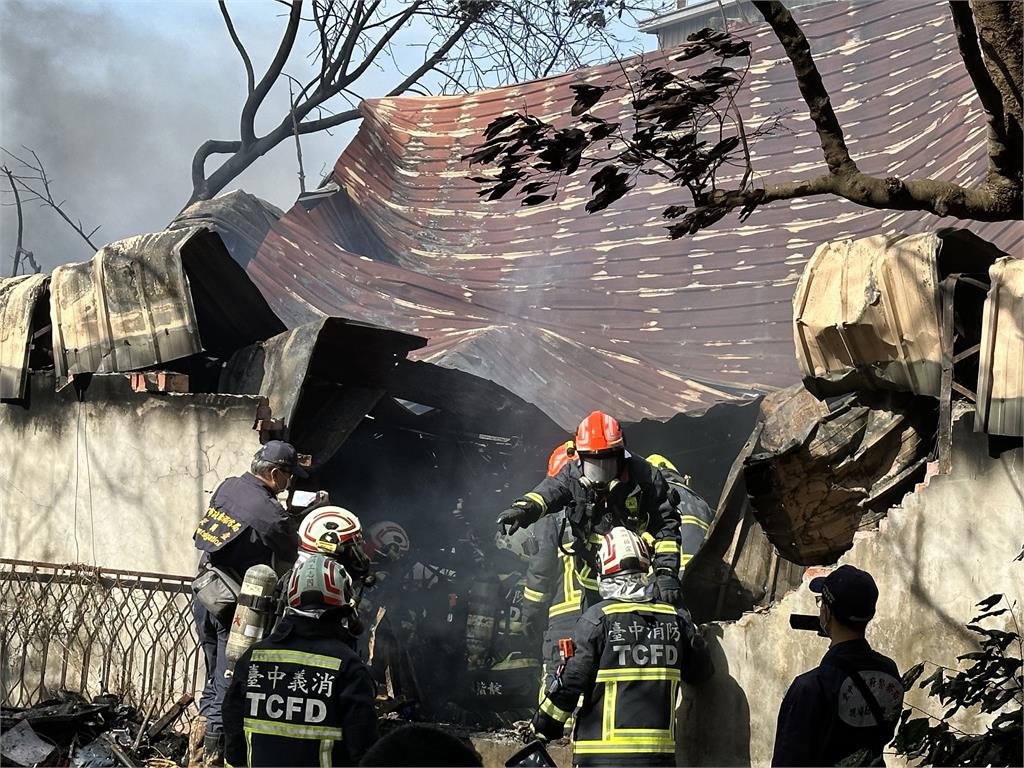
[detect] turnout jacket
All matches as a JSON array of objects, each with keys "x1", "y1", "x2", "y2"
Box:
[
  {"x1": 523, "y1": 512, "x2": 583, "y2": 633},
  {"x1": 538, "y1": 598, "x2": 713, "y2": 766},
  {"x1": 521, "y1": 456, "x2": 680, "y2": 604},
  {"x1": 194, "y1": 473, "x2": 297, "y2": 578},
  {"x1": 223, "y1": 614, "x2": 379, "y2": 768},
  {"x1": 656, "y1": 466, "x2": 715, "y2": 573},
  {"x1": 772, "y1": 639, "x2": 903, "y2": 767}
]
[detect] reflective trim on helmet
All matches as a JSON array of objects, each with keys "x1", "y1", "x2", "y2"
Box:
[
  {"x1": 524, "y1": 492, "x2": 547, "y2": 513},
  {"x1": 243, "y1": 718, "x2": 344, "y2": 740},
  {"x1": 523, "y1": 587, "x2": 547, "y2": 603},
  {"x1": 540, "y1": 697, "x2": 573, "y2": 723},
  {"x1": 600, "y1": 602, "x2": 677, "y2": 616},
  {"x1": 595, "y1": 667, "x2": 681, "y2": 682},
  {"x1": 680, "y1": 515, "x2": 710, "y2": 531},
  {"x1": 250, "y1": 649, "x2": 341, "y2": 670},
  {"x1": 654, "y1": 540, "x2": 681, "y2": 555}
]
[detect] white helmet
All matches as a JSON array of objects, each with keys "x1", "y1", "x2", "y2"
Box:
[
  {"x1": 365, "y1": 520, "x2": 410, "y2": 562},
  {"x1": 298, "y1": 506, "x2": 363, "y2": 556},
  {"x1": 286, "y1": 553, "x2": 354, "y2": 614},
  {"x1": 495, "y1": 526, "x2": 539, "y2": 561},
  {"x1": 599, "y1": 527, "x2": 651, "y2": 578}
]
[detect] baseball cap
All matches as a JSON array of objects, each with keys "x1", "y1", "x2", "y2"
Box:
[
  {"x1": 258, "y1": 440, "x2": 310, "y2": 478},
  {"x1": 809, "y1": 564, "x2": 878, "y2": 624}
]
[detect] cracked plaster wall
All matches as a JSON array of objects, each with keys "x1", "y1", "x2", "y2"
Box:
[
  {"x1": 677, "y1": 406, "x2": 1024, "y2": 766},
  {"x1": 0, "y1": 373, "x2": 263, "y2": 575}
]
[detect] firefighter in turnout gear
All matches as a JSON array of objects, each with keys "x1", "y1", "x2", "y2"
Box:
[
  {"x1": 646, "y1": 455, "x2": 715, "y2": 575},
  {"x1": 529, "y1": 528, "x2": 714, "y2": 767},
  {"x1": 222, "y1": 554, "x2": 379, "y2": 767},
  {"x1": 521, "y1": 442, "x2": 585, "y2": 700},
  {"x1": 498, "y1": 412, "x2": 683, "y2": 609}
]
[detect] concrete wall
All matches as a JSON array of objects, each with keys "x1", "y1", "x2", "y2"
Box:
[
  {"x1": 679, "y1": 407, "x2": 1024, "y2": 766},
  {"x1": 1, "y1": 373, "x2": 263, "y2": 574}
]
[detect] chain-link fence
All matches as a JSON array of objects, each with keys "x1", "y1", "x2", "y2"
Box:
[{"x1": 0, "y1": 558, "x2": 202, "y2": 725}]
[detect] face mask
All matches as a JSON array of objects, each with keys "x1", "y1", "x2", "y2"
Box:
[{"x1": 581, "y1": 455, "x2": 620, "y2": 486}]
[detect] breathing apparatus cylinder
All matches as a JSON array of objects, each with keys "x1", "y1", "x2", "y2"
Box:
[
  {"x1": 224, "y1": 564, "x2": 278, "y2": 678},
  {"x1": 465, "y1": 577, "x2": 500, "y2": 670}
]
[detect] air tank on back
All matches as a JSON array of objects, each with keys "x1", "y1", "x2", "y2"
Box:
[{"x1": 224, "y1": 564, "x2": 278, "y2": 677}]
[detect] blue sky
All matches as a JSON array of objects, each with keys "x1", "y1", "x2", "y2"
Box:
[{"x1": 0, "y1": 0, "x2": 657, "y2": 271}]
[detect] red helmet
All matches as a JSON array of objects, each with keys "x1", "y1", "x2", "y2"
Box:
[
  {"x1": 547, "y1": 440, "x2": 576, "y2": 477},
  {"x1": 575, "y1": 411, "x2": 624, "y2": 456}
]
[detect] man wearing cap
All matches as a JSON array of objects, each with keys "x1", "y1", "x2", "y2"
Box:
[
  {"x1": 191, "y1": 441, "x2": 307, "y2": 766},
  {"x1": 772, "y1": 565, "x2": 904, "y2": 767}
]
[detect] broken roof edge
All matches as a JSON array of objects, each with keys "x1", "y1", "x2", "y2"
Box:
[
  {"x1": 0, "y1": 273, "x2": 50, "y2": 401},
  {"x1": 44, "y1": 226, "x2": 284, "y2": 383}
]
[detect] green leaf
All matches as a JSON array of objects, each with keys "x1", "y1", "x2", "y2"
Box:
[
  {"x1": 902, "y1": 662, "x2": 926, "y2": 691},
  {"x1": 976, "y1": 593, "x2": 1003, "y2": 611}
]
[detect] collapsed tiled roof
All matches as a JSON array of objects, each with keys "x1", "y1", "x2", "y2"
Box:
[{"x1": 248, "y1": 0, "x2": 1022, "y2": 429}]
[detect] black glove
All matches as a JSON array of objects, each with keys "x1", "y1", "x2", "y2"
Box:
[
  {"x1": 530, "y1": 708, "x2": 565, "y2": 743},
  {"x1": 497, "y1": 498, "x2": 542, "y2": 535},
  {"x1": 656, "y1": 571, "x2": 682, "y2": 605}
]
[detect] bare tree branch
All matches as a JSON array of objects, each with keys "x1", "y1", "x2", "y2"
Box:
[
  {"x1": 288, "y1": 79, "x2": 307, "y2": 193},
  {"x1": 240, "y1": 0, "x2": 304, "y2": 145},
  {"x1": 2, "y1": 146, "x2": 101, "y2": 253},
  {"x1": 219, "y1": 0, "x2": 256, "y2": 95},
  {"x1": 2, "y1": 165, "x2": 28, "y2": 276},
  {"x1": 948, "y1": 1, "x2": 1015, "y2": 185}
]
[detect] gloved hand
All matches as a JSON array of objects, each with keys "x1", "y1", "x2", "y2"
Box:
[
  {"x1": 530, "y1": 708, "x2": 565, "y2": 743},
  {"x1": 656, "y1": 570, "x2": 682, "y2": 605},
  {"x1": 497, "y1": 498, "x2": 542, "y2": 535},
  {"x1": 521, "y1": 600, "x2": 546, "y2": 650}
]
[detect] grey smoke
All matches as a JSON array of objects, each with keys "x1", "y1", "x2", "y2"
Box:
[{"x1": 0, "y1": 0, "x2": 358, "y2": 273}]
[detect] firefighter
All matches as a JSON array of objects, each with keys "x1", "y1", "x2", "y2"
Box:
[
  {"x1": 191, "y1": 441, "x2": 306, "y2": 766},
  {"x1": 646, "y1": 454, "x2": 715, "y2": 575},
  {"x1": 520, "y1": 441, "x2": 585, "y2": 701},
  {"x1": 529, "y1": 527, "x2": 714, "y2": 767},
  {"x1": 222, "y1": 554, "x2": 379, "y2": 767},
  {"x1": 497, "y1": 411, "x2": 683, "y2": 609}
]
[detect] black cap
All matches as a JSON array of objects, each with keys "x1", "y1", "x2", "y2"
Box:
[
  {"x1": 258, "y1": 440, "x2": 309, "y2": 478},
  {"x1": 809, "y1": 564, "x2": 878, "y2": 624}
]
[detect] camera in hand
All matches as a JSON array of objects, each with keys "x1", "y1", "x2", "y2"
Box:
[{"x1": 789, "y1": 613, "x2": 827, "y2": 636}]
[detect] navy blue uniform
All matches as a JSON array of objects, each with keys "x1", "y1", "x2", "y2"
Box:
[
  {"x1": 223, "y1": 614, "x2": 378, "y2": 767},
  {"x1": 535, "y1": 599, "x2": 713, "y2": 767},
  {"x1": 193, "y1": 473, "x2": 299, "y2": 732},
  {"x1": 523, "y1": 457, "x2": 681, "y2": 609},
  {"x1": 772, "y1": 639, "x2": 903, "y2": 766}
]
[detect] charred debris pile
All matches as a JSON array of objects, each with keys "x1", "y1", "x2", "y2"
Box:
[{"x1": 1, "y1": 692, "x2": 191, "y2": 768}]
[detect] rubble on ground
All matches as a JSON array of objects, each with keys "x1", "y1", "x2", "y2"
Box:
[{"x1": 1, "y1": 691, "x2": 191, "y2": 768}]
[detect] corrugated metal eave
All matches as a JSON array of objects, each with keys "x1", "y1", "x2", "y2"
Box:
[{"x1": 0, "y1": 273, "x2": 50, "y2": 399}]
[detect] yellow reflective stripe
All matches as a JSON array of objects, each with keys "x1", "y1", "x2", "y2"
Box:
[
  {"x1": 680, "y1": 515, "x2": 710, "y2": 531},
  {"x1": 245, "y1": 729, "x2": 253, "y2": 768},
  {"x1": 243, "y1": 718, "x2": 343, "y2": 740},
  {"x1": 523, "y1": 587, "x2": 546, "y2": 603},
  {"x1": 540, "y1": 697, "x2": 573, "y2": 723},
  {"x1": 561, "y1": 550, "x2": 581, "y2": 603},
  {"x1": 548, "y1": 600, "x2": 580, "y2": 618},
  {"x1": 602, "y1": 680, "x2": 616, "y2": 738},
  {"x1": 588, "y1": 533, "x2": 604, "y2": 544},
  {"x1": 679, "y1": 554, "x2": 693, "y2": 566},
  {"x1": 524, "y1": 493, "x2": 547, "y2": 513},
  {"x1": 250, "y1": 650, "x2": 341, "y2": 670},
  {"x1": 654, "y1": 540, "x2": 680, "y2": 554},
  {"x1": 320, "y1": 737, "x2": 333, "y2": 768},
  {"x1": 576, "y1": 564, "x2": 599, "y2": 590},
  {"x1": 574, "y1": 738, "x2": 675, "y2": 753},
  {"x1": 600, "y1": 602, "x2": 677, "y2": 616},
  {"x1": 595, "y1": 667, "x2": 681, "y2": 682},
  {"x1": 640, "y1": 532, "x2": 655, "y2": 546}
]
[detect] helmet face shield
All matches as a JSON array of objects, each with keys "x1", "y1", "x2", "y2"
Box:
[{"x1": 581, "y1": 454, "x2": 621, "y2": 486}]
